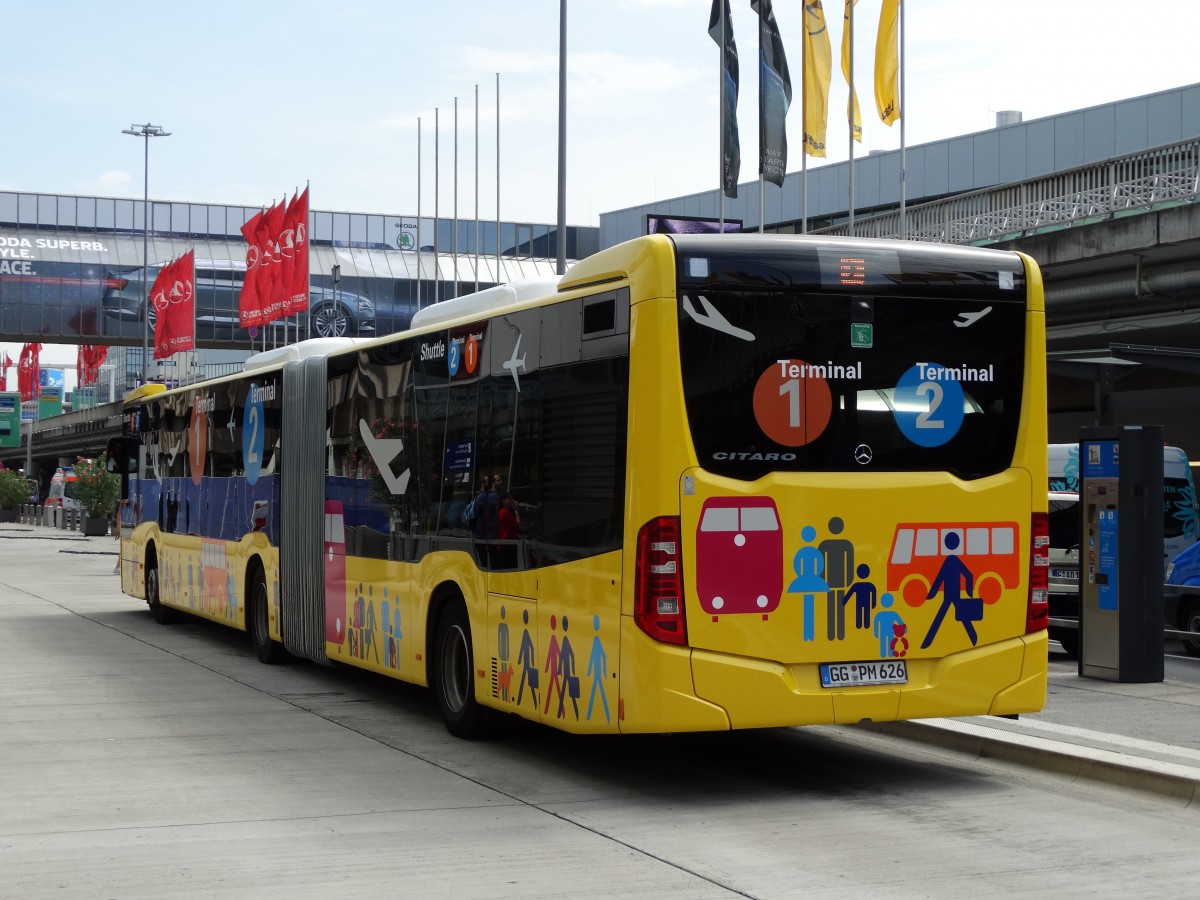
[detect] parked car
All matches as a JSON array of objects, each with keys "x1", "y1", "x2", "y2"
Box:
[
  {"x1": 100, "y1": 259, "x2": 376, "y2": 342},
  {"x1": 1164, "y1": 542, "x2": 1200, "y2": 657},
  {"x1": 1047, "y1": 490, "x2": 1081, "y2": 655}
]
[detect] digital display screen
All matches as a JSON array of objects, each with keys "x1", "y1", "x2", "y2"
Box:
[{"x1": 817, "y1": 246, "x2": 902, "y2": 290}]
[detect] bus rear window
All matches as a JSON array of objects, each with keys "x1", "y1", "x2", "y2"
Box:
[{"x1": 678, "y1": 288, "x2": 1026, "y2": 480}]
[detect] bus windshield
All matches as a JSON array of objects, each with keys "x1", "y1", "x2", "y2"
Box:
[{"x1": 676, "y1": 241, "x2": 1026, "y2": 480}]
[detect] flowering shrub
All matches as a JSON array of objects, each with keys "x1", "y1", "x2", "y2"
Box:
[
  {"x1": 0, "y1": 468, "x2": 30, "y2": 511},
  {"x1": 71, "y1": 454, "x2": 121, "y2": 517}
]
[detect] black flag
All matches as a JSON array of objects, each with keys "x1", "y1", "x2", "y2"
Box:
[
  {"x1": 708, "y1": 0, "x2": 741, "y2": 198},
  {"x1": 751, "y1": 0, "x2": 792, "y2": 187}
]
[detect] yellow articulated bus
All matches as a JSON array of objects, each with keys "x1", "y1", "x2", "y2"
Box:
[{"x1": 113, "y1": 233, "x2": 1049, "y2": 737}]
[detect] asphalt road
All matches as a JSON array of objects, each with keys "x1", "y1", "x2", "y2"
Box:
[{"x1": 3, "y1": 525, "x2": 1200, "y2": 899}]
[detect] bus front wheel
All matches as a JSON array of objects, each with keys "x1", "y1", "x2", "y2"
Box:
[
  {"x1": 146, "y1": 555, "x2": 172, "y2": 624},
  {"x1": 433, "y1": 599, "x2": 488, "y2": 739},
  {"x1": 249, "y1": 566, "x2": 283, "y2": 664}
]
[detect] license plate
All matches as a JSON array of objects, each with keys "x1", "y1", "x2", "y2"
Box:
[
  {"x1": 1051, "y1": 568, "x2": 1078, "y2": 581},
  {"x1": 820, "y1": 660, "x2": 907, "y2": 688}
]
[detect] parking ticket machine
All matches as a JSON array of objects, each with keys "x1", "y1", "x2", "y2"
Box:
[{"x1": 1078, "y1": 425, "x2": 1164, "y2": 683}]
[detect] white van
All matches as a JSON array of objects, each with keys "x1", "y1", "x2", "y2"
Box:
[
  {"x1": 45, "y1": 466, "x2": 83, "y2": 512},
  {"x1": 1047, "y1": 442, "x2": 1200, "y2": 569}
]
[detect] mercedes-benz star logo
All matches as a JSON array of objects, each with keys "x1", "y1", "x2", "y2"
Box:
[{"x1": 853, "y1": 444, "x2": 874, "y2": 465}]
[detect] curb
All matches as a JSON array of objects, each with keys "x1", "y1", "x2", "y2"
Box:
[{"x1": 861, "y1": 718, "x2": 1200, "y2": 807}]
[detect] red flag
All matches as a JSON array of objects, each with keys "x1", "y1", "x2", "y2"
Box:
[
  {"x1": 260, "y1": 199, "x2": 288, "y2": 324},
  {"x1": 278, "y1": 192, "x2": 298, "y2": 315},
  {"x1": 239, "y1": 209, "x2": 266, "y2": 328},
  {"x1": 152, "y1": 250, "x2": 196, "y2": 359},
  {"x1": 285, "y1": 187, "x2": 310, "y2": 316},
  {"x1": 77, "y1": 344, "x2": 109, "y2": 385},
  {"x1": 17, "y1": 343, "x2": 42, "y2": 401}
]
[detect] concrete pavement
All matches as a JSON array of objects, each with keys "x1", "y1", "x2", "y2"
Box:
[{"x1": 2, "y1": 519, "x2": 1198, "y2": 898}]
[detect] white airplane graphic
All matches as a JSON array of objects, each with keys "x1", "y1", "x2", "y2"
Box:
[
  {"x1": 955, "y1": 306, "x2": 992, "y2": 328},
  {"x1": 683, "y1": 294, "x2": 755, "y2": 341},
  {"x1": 503, "y1": 333, "x2": 527, "y2": 391},
  {"x1": 358, "y1": 419, "x2": 411, "y2": 495}
]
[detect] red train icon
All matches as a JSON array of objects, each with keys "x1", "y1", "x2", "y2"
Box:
[{"x1": 695, "y1": 496, "x2": 783, "y2": 620}]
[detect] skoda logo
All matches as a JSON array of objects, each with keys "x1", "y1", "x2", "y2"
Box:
[{"x1": 853, "y1": 444, "x2": 873, "y2": 465}]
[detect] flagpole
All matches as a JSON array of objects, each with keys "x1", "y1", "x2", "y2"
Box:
[
  {"x1": 496, "y1": 73, "x2": 501, "y2": 285},
  {"x1": 439, "y1": 108, "x2": 444, "y2": 307},
  {"x1": 474, "y1": 84, "x2": 480, "y2": 293},
  {"x1": 416, "y1": 116, "x2": 422, "y2": 311},
  {"x1": 899, "y1": 0, "x2": 907, "y2": 238},
  {"x1": 453, "y1": 96, "x2": 459, "y2": 299},
  {"x1": 556, "y1": 0, "x2": 567, "y2": 276},
  {"x1": 848, "y1": 0, "x2": 855, "y2": 234}
]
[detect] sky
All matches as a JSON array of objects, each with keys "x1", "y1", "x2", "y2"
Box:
[{"x1": 3, "y1": 0, "x2": 1199, "y2": 381}]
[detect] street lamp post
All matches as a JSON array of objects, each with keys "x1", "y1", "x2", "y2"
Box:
[{"x1": 122, "y1": 123, "x2": 170, "y2": 384}]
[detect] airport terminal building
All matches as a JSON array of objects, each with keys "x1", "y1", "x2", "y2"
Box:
[{"x1": 0, "y1": 191, "x2": 598, "y2": 394}]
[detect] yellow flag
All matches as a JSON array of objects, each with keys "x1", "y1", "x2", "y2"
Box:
[
  {"x1": 841, "y1": 0, "x2": 862, "y2": 143},
  {"x1": 875, "y1": 0, "x2": 901, "y2": 125},
  {"x1": 802, "y1": 0, "x2": 833, "y2": 157}
]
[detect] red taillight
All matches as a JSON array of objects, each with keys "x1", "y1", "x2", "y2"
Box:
[
  {"x1": 1027, "y1": 512, "x2": 1049, "y2": 634},
  {"x1": 103, "y1": 277, "x2": 129, "y2": 290},
  {"x1": 635, "y1": 516, "x2": 687, "y2": 645}
]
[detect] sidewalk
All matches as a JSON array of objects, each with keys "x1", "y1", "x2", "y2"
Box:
[
  {"x1": 4, "y1": 520, "x2": 1200, "y2": 805},
  {"x1": 870, "y1": 657, "x2": 1200, "y2": 805}
]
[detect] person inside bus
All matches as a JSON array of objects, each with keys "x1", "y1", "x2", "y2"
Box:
[
  {"x1": 497, "y1": 493, "x2": 520, "y2": 568},
  {"x1": 472, "y1": 475, "x2": 499, "y2": 567}
]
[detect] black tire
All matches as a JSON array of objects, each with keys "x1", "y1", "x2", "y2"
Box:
[
  {"x1": 249, "y1": 566, "x2": 284, "y2": 664},
  {"x1": 146, "y1": 553, "x2": 172, "y2": 624},
  {"x1": 311, "y1": 302, "x2": 350, "y2": 338},
  {"x1": 433, "y1": 599, "x2": 488, "y2": 738},
  {"x1": 1055, "y1": 630, "x2": 1079, "y2": 657},
  {"x1": 1181, "y1": 602, "x2": 1200, "y2": 658}
]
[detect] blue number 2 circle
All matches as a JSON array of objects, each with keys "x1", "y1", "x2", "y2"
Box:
[
  {"x1": 447, "y1": 340, "x2": 461, "y2": 377},
  {"x1": 893, "y1": 363, "x2": 965, "y2": 448}
]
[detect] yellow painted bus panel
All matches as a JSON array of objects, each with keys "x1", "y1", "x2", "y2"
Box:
[
  {"x1": 327, "y1": 554, "x2": 418, "y2": 682},
  {"x1": 123, "y1": 525, "x2": 281, "y2": 637},
  {"x1": 682, "y1": 468, "x2": 1037, "y2": 667},
  {"x1": 989, "y1": 631, "x2": 1050, "y2": 717},
  {"x1": 617, "y1": 617, "x2": 730, "y2": 733}
]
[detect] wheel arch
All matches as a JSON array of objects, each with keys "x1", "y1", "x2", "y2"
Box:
[{"x1": 424, "y1": 580, "x2": 471, "y2": 687}]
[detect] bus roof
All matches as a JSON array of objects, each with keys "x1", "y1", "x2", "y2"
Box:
[{"x1": 408, "y1": 276, "x2": 561, "y2": 330}]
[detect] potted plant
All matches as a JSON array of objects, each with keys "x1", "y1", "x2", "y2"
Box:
[
  {"x1": 71, "y1": 455, "x2": 120, "y2": 536},
  {"x1": 0, "y1": 467, "x2": 29, "y2": 523}
]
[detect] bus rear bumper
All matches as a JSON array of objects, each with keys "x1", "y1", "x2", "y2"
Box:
[{"x1": 688, "y1": 631, "x2": 1049, "y2": 729}]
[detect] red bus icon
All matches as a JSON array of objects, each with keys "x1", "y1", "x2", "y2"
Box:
[
  {"x1": 696, "y1": 497, "x2": 783, "y2": 619},
  {"x1": 886, "y1": 521, "x2": 1020, "y2": 608}
]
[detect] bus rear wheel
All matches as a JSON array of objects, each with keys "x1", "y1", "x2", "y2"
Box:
[
  {"x1": 146, "y1": 555, "x2": 172, "y2": 624},
  {"x1": 433, "y1": 599, "x2": 488, "y2": 738},
  {"x1": 249, "y1": 566, "x2": 283, "y2": 664}
]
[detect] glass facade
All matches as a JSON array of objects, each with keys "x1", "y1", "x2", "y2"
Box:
[{"x1": 0, "y1": 190, "x2": 599, "y2": 353}]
